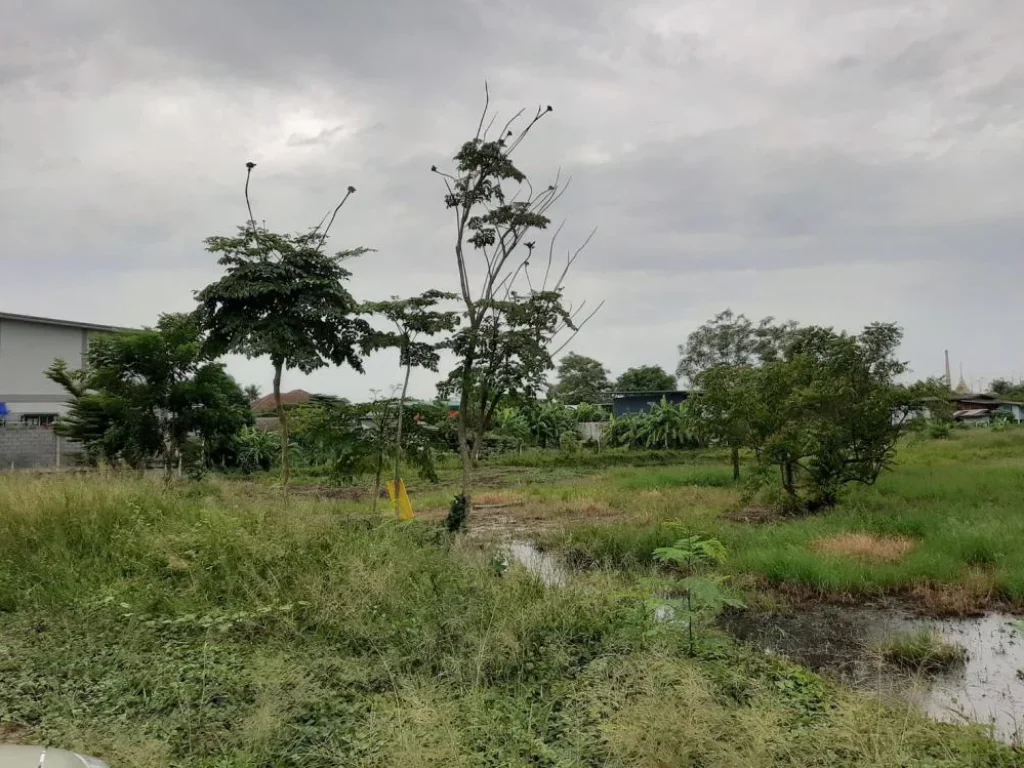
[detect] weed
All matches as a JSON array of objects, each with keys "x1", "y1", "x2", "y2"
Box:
[{"x1": 876, "y1": 630, "x2": 968, "y2": 671}]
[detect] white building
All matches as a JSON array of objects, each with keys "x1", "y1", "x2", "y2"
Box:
[{"x1": 0, "y1": 312, "x2": 129, "y2": 425}]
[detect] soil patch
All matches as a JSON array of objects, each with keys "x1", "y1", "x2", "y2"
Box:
[
  {"x1": 0, "y1": 722, "x2": 32, "y2": 743},
  {"x1": 812, "y1": 533, "x2": 915, "y2": 563}
]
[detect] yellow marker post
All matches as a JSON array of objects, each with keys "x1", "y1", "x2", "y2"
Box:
[{"x1": 386, "y1": 479, "x2": 415, "y2": 520}]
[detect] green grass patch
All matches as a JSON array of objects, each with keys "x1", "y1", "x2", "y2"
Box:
[
  {"x1": 876, "y1": 630, "x2": 968, "y2": 671},
  {"x1": 539, "y1": 429, "x2": 1024, "y2": 607},
  {"x1": 612, "y1": 464, "x2": 738, "y2": 491},
  {"x1": 0, "y1": 475, "x2": 1014, "y2": 765}
]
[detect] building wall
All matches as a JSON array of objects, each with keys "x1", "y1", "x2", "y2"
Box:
[
  {"x1": 0, "y1": 426, "x2": 84, "y2": 469},
  {"x1": 0, "y1": 318, "x2": 100, "y2": 419},
  {"x1": 612, "y1": 392, "x2": 689, "y2": 418}
]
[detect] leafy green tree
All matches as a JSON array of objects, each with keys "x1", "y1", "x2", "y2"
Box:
[
  {"x1": 682, "y1": 311, "x2": 796, "y2": 479},
  {"x1": 287, "y1": 397, "x2": 440, "y2": 504},
  {"x1": 364, "y1": 291, "x2": 459, "y2": 502},
  {"x1": 676, "y1": 309, "x2": 795, "y2": 384},
  {"x1": 243, "y1": 384, "x2": 261, "y2": 403},
  {"x1": 440, "y1": 291, "x2": 575, "y2": 462},
  {"x1": 603, "y1": 400, "x2": 695, "y2": 450},
  {"x1": 905, "y1": 377, "x2": 956, "y2": 424},
  {"x1": 745, "y1": 322, "x2": 912, "y2": 510},
  {"x1": 549, "y1": 353, "x2": 611, "y2": 404},
  {"x1": 433, "y1": 89, "x2": 598, "y2": 524},
  {"x1": 195, "y1": 165, "x2": 370, "y2": 485},
  {"x1": 47, "y1": 314, "x2": 251, "y2": 474},
  {"x1": 688, "y1": 365, "x2": 758, "y2": 480},
  {"x1": 614, "y1": 365, "x2": 677, "y2": 393},
  {"x1": 644, "y1": 398, "x2": 693, "y2": 450},
  {"x1": 988, "y1": 378, "x2": 1024, "y2": 400}
]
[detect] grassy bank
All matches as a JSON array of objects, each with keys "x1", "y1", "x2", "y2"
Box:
[
  {"x1": 0, "y1": 476, "x2": 1016, "y2": 765},
  {"x1": 537, "y1": 429, "x2": 1024, "y2": 610}
]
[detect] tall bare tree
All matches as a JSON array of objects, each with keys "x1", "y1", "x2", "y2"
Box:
[{"x1": 432, "y1": 87, "x2": 600, "y2": 524}]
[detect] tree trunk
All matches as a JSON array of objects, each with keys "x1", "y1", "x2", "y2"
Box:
[
  {"x1": 457, "y1": 360, "x2": 473, "y2": 521},
  {"x1": 392, "y1": 359, "x2": 412, "y2": 517},
  {"x1": 372, "y1": 449, "x2": 384, "y2": 515},
  {"x1": 273, "y1": 362, "x2": 290, "y2": 486},
  {"x1": 730, "y1": 446, "x2": 740, "y2": 481}
]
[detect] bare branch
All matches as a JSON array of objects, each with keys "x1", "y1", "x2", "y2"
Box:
[
  {"x1": 552, "y1": 227, "x2": 596, "y2": 292},
  {"x1": 244, "y1": 162, "x2": 261, "y2": 248},
  {"x1": 481, "y1": 111, "x2": 499, "y2": 142},
  {"x1": 312, "y1": 207, "x2": 334, "y2": 236},
  {"x1": 317, "y1": 186, "x2": 356, "y2": 252},
  {"x1": 497, "y1": 109, "x2": 526, "y2": 147},
  {"x1": 542, "y1": 220, "x2": 566, "y2": 291},
  {"x1": 551, "y1": 300, "x2": 605, "y2": 357},
  {"x1": 474, "y1": 82, "x2": 491, "y2": 141},
  {"x1": 430, "y1": 166, "x2": 458, "y2": 183},
  {"x1": 505, "y1": 104, "x2": 553, "y2": 155}
]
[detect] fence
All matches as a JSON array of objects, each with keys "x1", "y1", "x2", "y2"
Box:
[
  {"x1": 577, "y1": 421, "x2": 607, "y2": 443},
  {"x1": 0, "y1": 425, "x2": 84, "y2": 469}
]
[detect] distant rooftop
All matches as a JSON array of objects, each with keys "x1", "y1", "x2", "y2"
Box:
[
  {"x1": 0, "y1": 311, "x2": 133, "y2": 333},
  {"x1": 610, "y1": 390, "x2": 689, "y2": 398},
  {"x1": 251, "y1": 389, "x2": 313, "y2": 412}
]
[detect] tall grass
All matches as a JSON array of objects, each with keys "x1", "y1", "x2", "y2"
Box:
[
  {"x1": 0, "y1": 475, "x2": 1014, "y2": 765},
  {"x1": 545, "y1": 430, "x2": 1024, "y2": 608}
]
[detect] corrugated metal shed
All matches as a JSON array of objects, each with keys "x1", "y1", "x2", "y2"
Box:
[{"x1": 611, "y1": 390, "x2": 689, "y2": 418}]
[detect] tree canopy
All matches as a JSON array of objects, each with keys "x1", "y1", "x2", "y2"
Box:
[
  {"x1": 677, "y1": 309, "x2": 795, "y2": 384},
  {"x1": 694, "y1": 320, "x2": 911, "y2": 510},
  {"x1": 549, "y1": 352, "x2": 611, "y2": 404},
  {"x1": 194, "y1": 167, "x2": 370, "y2": 484},
  {"x1": 614, "y1": 365, "x2": 677, "y2": 393},
  {"x1": 47, "y1": 313, "x2": 251, "y2": 473}
]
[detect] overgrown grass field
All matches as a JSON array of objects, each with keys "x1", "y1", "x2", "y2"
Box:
[
  {"x1": 533, "y1": 429, "x2": 1024, "y2": 611},
  {"x1": 0, "y1": 472, "x2": 1019, "y2": 765}
]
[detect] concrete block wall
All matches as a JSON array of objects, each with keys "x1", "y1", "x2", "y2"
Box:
[{"x1": 0, "y1": 426, "x2": 84, "y2": 469}]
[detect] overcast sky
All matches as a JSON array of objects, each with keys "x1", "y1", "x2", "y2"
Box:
[{"x1": 4, "y1": 0, "x2": 1023, "y2": 398}]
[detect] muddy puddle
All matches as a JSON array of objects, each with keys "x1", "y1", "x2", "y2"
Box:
[
  {"x1": 505, "y1": 540, "x2": 567, "y2": 587},
  {"x1": 723, "y1": 606, "x2": 1024, "y2": 745},
  {"x1": 501, "y1": 541, "x2": 1024, "y2": 744}
]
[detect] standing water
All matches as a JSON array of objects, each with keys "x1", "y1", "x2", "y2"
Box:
[
  {"x1": 723, "y1": 606, "x2": 1024, "y2": 745},
  {"x1": 504, "y1": 540, "x2": 567, "y2": 587},
  {"x1": 499, "y1": 539, "x2": 1024, "y2": 743}
]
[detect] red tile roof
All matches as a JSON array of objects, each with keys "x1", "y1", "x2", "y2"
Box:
[{"x1": 251, "y1": 389, "x2": 312, "y2": 413}]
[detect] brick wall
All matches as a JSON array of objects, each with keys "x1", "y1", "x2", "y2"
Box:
[{"x1": 0, "y1": 426, "x2": 84, "y2": 469}]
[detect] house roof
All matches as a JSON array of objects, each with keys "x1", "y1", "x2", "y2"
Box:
[
  {"x1": 0, "y1": 311, "x2": 134, "y2": 333},
  {"x1": 954, "y1": 409, "x2": 992, "y2": 419},
  {"x1": 251, "y1": 389, "x2": 313, "y2": 412},
  {"x1": 611, "y1": 390, "x2": 689, "y2": 398},
  {"x1": 951, "y1": 393, "x2": 1023, "y2": 407}
]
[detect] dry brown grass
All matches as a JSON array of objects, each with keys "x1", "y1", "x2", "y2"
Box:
[{"x1": 812, "y1": 533, "x2": 915, "y2": 564}]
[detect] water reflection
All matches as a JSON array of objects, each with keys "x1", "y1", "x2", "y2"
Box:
[
  {"x1": 505, "y1": 540, "x2": 567, "y2": 587},
  {"x1": 723, "y1": 606, "x2": 1024, "y2": 745}
]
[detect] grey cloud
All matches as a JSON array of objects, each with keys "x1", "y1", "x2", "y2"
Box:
[{"x1": 3, "y1": 0, "x2": 1024, "y2": 397}]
